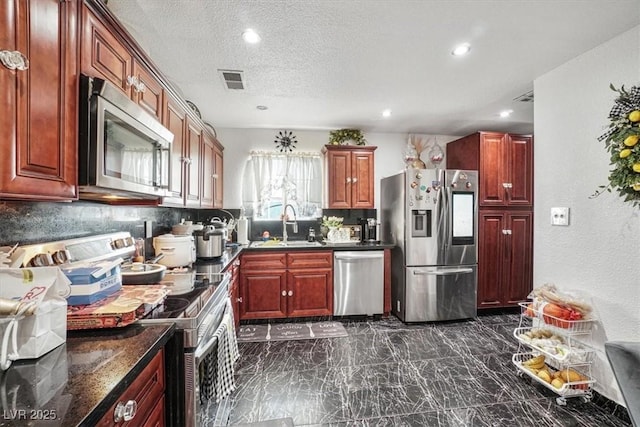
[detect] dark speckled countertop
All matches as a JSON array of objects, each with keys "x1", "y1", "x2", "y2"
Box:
[
  {"x1": 241, "y1": 241, "x2": 395, "y2": 252},
  {"x1": 0, "y1": 324, "x2": 174, "y2": 427}
]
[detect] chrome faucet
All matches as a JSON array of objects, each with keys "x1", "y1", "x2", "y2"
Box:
[{"x1": 282, "y1": 204, "x2": 298, "y2": 243}]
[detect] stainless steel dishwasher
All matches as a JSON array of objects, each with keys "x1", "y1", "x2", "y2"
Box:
[{"x1": 333, "y1": 250, "x2": 384, "y2": 316}]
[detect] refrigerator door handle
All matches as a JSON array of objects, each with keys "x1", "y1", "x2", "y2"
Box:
[{"x1": 413, "y1": 267, "x2": 474, "y2": 276}]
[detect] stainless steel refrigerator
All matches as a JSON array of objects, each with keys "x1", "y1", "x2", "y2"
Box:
[{"x1": 381, "y1": 169, "x2": 478, "y2": 322}]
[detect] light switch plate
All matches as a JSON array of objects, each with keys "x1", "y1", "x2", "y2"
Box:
[{"x1": 550, "y1": 207, "x2": 570, "y2": 226}]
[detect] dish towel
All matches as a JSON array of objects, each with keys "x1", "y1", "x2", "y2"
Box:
[
  {"x1": 200, "y1": 338, "x2": 218, "y2": 403},
  {"x1": 225, "y1": 297, "x2": 239, "y2": 363},
  {"x1": 215, "y1": 313, "x2": 236, "y2": 402}
]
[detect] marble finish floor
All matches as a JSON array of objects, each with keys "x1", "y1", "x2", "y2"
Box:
[{"x1": 227, "y1": 314, "x2": 629, "y2": 426}]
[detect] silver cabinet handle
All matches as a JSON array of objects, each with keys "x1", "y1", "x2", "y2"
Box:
[
  {"x1": 346, "y1": 177, "x2": 352, "y2": 183},
  {"x1": 136, "y1": 80, "x2": 146, "y2": 93},
  {"x1": 236, "y1": 297, "x2": 242, "y2": 303},
  {"x1": 281, "y1": 290, "x2": 287, "y2": 297},
  {"x1": 0, "y1": 50, "x2": 29, "y2": 71},
  {"x1": 288, "y1": 290, "x2": 293, "y2": 297},
  {"x1": 413, "y1": 268, "x2": 474, "y2": 276},
  {"x1": 502, "y1": 229, "x2": 512, "y2": 235},
  {"x1": 352, "y1": 177, "x2": 358, "y2": 183},
  {"x1": 502, "y1": 182, "x2": 513, "y2": 189},
  {"x1": 114, "y1": 400, "x2": 137, "y2": 422},
  {"x1": 126, "y1": 75, "x2": 137, "y2": 87}
]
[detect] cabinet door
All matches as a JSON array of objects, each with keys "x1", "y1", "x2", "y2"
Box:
[
  {"x1": 184, "y1": 119, "x2": 201, "y2": 207},
  {"x1": 479, "y1": 133, "x2": 508, "y2": 207},
  {"x1": 240, "y1": 270, "x2": 287, "y2": 319},
  {"x1": 351, "y1": 150, "x2": 375, "y2": 208},
  {"x1": 200, "y1": 133, "x2": 215, "y2": 208},
  {"x1": 213, "y1": 145, "x2": 224, "y2": 208},
  {"x1": 477, "y1": 211, "x2": 506, "y2": 308},
  {"x1": 504, "y1": 211, "x2": 533, "y2": 305},
  {"x1": 132, "y1": 61, "x2": 164, "y2": 122},
  {"x1": 162, "y1": 95, "x2": 187, "y2": 206},
  {"x1": 287, "y1": 268, "x2": 333, "y2": 317},
  {"x1": 0, "y1": 0, "x2": 78, "y2": 201},
  {"x1": 506, "y1": 135, "x2": 533, "y2": 207},
  {"x1": 97, "y1": 349, "x2": 165, "y2": 426},
  {"x1": 81, "y1": 5, "x2": 132, "y2": 92},
  {"x1": 326, "y1": 149, "x2": 352, "y2": 208}
]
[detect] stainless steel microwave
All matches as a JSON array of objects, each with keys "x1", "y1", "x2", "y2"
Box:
[{"x1": 78, "y1": 75, "x2": 173, "y2": 201}]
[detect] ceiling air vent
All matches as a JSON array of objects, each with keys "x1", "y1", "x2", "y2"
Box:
[
  {"x1": 514, "y1": 90, "x2": 534, "y2": 103},
  {"x1": 218, "y1": 69, "x2": 245, "y2": 90}
]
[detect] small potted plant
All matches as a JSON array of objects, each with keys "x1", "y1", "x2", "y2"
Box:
[{"x1": 328, "y1": 129, "x2": 366, "y2": 146}]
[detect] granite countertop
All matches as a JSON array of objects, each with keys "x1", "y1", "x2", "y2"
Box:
[
  {"x1": 0, "y1": 324, "x2": 174, "y2": 427},
  {"x1": 241, "y1": 241, "x2": 395, "y2": 251}
]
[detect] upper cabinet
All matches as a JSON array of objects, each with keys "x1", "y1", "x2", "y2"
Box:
[
  {"x1": 324, "y1": 145, "x2": 376, "y2": 209},
  {"x1": 80, "y1": 4, "x2": 164, "y2": 121},
  {"x1": 201, "y1": 131, "x2": 224, "y2": 208},
  {"x1": 446, "y1": 132, "x2": 533, "y2": 208},
  {"x1": 0, "y1": 0, "x2": 78, "y2": 201},
  {"x1": 79, "y1": 0, "x2": 224, "y2": 208}
]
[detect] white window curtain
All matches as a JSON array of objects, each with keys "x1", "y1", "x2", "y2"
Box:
[{"x1": 242, "y1": 151, "x2": 322, "y2": 220}]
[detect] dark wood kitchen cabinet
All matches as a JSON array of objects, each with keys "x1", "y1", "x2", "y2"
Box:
[
  {"x1": 81, "y1": 4, "x2": 164, "y2": 121},
  {"x1": 240, "y1": 251, "x2": 333, "y2": 320},
  {"x1": 224, "y1": 257, "x2": 241, "y2": 330},
  {"x1": 0, "y1": 0, "x2": 78, "y2": 201},
  {"x1": 240, "y1": 252, "x2": 287, "y2": 319},
  {"x1": 447, "y1": 132, "x2": 533, "y2": 208},
  {"x1": 478, "y1": 210, "x2": 533, "y2": 309},
  {"x1": 162, "y1": 93, "x2": 188, "y2": 206},
  {"x1": 97, "y1": 348, "x2": 165, "y2": 426},
  {"x1": 324, "y1": 145, "x2": 376, "y2": 209},
  {"x1": 201, "y1": 132, "x2": 224, "y2": 208}
]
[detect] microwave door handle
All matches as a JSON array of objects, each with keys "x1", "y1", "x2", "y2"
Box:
[{"x1": 153, "y1": 142, "x2": 169, "y2": 189}]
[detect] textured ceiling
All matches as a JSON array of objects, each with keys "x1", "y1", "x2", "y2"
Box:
[{"x1": 107, "y1": 0, "x2": 640, "y2": 136}]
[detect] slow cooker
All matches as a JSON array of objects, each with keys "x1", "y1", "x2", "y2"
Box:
[
  {"x1": 194, "y1": 224, "x2": 227, "y2": 259},
  {"x1": 152, "y1": 234, "x2": 196, "y2": 267}
]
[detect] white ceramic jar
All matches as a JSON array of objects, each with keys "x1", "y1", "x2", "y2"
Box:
[{"x1": 152, "y1": 234, "x2": 196, "y2": 268}]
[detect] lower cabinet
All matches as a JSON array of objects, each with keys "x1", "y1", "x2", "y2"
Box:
[
  {"x1": 97, "y1": 349, "x2": 165, "y2": 426},
  {"x1": 240, "y1": 251, "x2": 333, "y2": 320},
  {"x1": 478, "y1": 210, "x2": 533, "y2": 308}
]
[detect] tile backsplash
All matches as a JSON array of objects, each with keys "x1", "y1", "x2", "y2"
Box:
[
  {"x1": 0, "y1": 201, "x2": 195, "y2": 246},
  {"x1": 0, "y1": 201, "x2": 376, "y2": 246}
]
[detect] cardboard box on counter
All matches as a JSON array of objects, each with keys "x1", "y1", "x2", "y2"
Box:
[{"x1": 61, "y1": 259, "x2": 122, "y2": 306}]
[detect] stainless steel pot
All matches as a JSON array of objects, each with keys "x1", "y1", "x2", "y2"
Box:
[{"x1": 194, "y1": 225, "x2": 226, "y2": 259}]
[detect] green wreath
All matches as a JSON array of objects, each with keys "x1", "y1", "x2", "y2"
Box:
[
  {"x1": 593, "y1": 84, "x2": 640, "y2": 207},
  {"x1": 328, "y1": 129, "x2": 366, "y2": 146}
]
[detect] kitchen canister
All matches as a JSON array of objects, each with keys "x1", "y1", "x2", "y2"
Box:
[{"x1": 152, "y1": 234, "x2": 196, "y2": 268}]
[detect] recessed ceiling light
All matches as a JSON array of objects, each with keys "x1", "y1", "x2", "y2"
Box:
[
  {"x1": 242, "y1": 29, "x2": 261, "y2": 44},
  {"x1": 451, "y1": 43, "x2": 471, "y2": 56},
  {"x1": 499, "y1": 109, "x2": 513, "y2": 118},
  {"x1": 256, "y1": 105, "x2": 268, "y2": 110},
  {"x1": 382, "y1": 109, "x2": 392, "y2": 118}
]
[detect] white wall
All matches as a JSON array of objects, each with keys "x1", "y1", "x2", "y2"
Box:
[
  {"x1": 216, "y1": 128, "x2": 457, "y2": 211},
  {"x1": 534, "y1": 26, "x2": 640, "y2": 405}
]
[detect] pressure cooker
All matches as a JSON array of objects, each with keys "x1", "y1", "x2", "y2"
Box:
[{"x1": 194, "y1": 221, "x2": 227, "y2": 259}]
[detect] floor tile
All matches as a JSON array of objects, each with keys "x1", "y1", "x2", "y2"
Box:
[{"x1": 226, "y1": 314, "x2": 630, "y2": 427}]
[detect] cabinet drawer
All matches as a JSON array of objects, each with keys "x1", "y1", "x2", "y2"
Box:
[
  {"x1": 287, "y1": 251, "x2": 333, "y2": 269},
  {"x1": 97, "y1": 349, "x2": 165, "y2": 426},
  {"x1": 241, "y1": 252, "x2": 287, "y2": 270}
]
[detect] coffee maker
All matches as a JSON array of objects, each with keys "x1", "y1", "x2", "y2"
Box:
[{"x1": 358, "y1": 218, "x2": 379, "y2": 244}]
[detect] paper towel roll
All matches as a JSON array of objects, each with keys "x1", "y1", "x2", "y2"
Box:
[{"x1": 237, "y1": 217, "x2": 249, "y2": 245}]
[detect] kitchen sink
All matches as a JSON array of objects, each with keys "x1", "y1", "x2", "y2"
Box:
[{"x1": 249, "y1": 240, "x2": 323, "y2": 248}]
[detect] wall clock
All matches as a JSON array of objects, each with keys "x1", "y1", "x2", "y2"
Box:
[{"x1": 274, "y1": 130, "x2": 297, "y2": 152}]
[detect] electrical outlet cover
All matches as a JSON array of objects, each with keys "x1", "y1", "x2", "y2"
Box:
[{"x1": 550, "y1": 207, "x2": 570, "y2": 226}]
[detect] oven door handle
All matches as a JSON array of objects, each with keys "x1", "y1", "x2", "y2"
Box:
[{"x1": 194, "y1": 316, "x2": 222, "y2": 363}]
